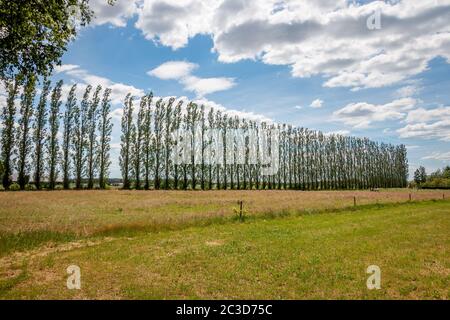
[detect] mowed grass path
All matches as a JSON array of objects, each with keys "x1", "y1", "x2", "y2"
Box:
[{"x1": 1, "y1": 200, "x2": 448, "y2": 299}]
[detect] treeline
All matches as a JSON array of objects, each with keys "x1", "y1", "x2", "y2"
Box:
[
  {"x1": 119, "y1": 94, "x2": 409, "y2": 190},
  {"x1": 0, "y1": 76, "x2": 112, "y2": 190},
  {"x1": 1, "y1": 80, "x2": 409, "y2": 191},
  {"x1": 414, "y1": 166, "x2": 450, "y2": 189}
]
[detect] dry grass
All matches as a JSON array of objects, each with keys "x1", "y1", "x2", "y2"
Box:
[{"x1": 1, "y1": 189, "x2": 449, "y2": 236}]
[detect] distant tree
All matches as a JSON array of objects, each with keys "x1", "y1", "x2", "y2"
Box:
[
  {"x1": 86, "y1": 85, "x2": 101, "y2": 189},
  {"x1": 1, "y1": 79, "x2": 19, "y2": 189},
  {"x1": 16, "y1": 76, "x2": 36, "y2": 189},
  {"x1": 414, "y1": 169, "x2": 421, "y2": 185},
  {"x1": 97, "y1": 88, "x2": 112, "y2": 189},
  {"x1": 62, "y1": 84, "x2": 77, "y2": 189},
  {"x1": 33, "y1": 78, "x2": 51, "y2": 189},
  {"x1": 73, "y1": 85, "x2": 91, "y2": 189},
  {"x1": 119, "y1": 93, "x2": 134, "y2": 189},
  {"x1": 47, "y1": 80, "x2": 63, "y2": 190}
]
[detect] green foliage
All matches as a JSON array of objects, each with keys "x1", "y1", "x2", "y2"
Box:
[
  {"x1": 47, "y1": 80, "x2": 63, "y2": 190},
  {"x1": 416, "y1": 165, "x2": 450, "y2": 189},
  {"x1": 9, "y1": 183, "x2": 20, "y2": 191},
  {"x1": 25, "y1": 184, "x2": 37, "y2": 191},
  {"x1": 1, "y1": 80, "x2": 19, "y2": 189},
  {"x1": 16, "y1": 76, "x2": 36, "y2": 190},
  {"x1": 33, "y1": 78, "x2": 51, "y2": 189},
  {"x1": 73, "y1": 84, "x2": 91, "y2": 189},
  {"x1": 87, "y1": 85, "x2": 102, "y2": 189},
  {"x1": 0, "y1": 0, "x2": 94, "y2": 79},
  {"x1": 98, "y1": 88, "x2": 112, "y2": 189},
  {"x1": 119, "y1": 93, "x2": 134, "y2": 189},
  {"x1": 62, "y1": 84, "x2": 77, "y2": 189}
]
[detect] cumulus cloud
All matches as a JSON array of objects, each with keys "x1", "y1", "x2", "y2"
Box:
[
  {"x1": 90, "y1": 0, "x2": 138, "y2": 27},
  {"x1": 310, "y1": 99, "x2": 323, "y2": 108},
  {"x1": 397, "y1": 105, "x2": 450, "y2": 141},
  {"x1": 56, "y1": 64, "x2": 144, "y2": 105},
  {"x1": 148, "y1": 61, "x2": 198, "y2": 80},
  {"x1": 422, "y1": 151, "x2": 450, "y2": 161},
  {"x1": 75, "y1": 1, "x2": 450, "y2": 90},
  {"x1": 148, "y1": 60, "x2": 236, "y2": 97},
  {"x1": 333, "y1": 97, "x2": 417, "y2": 128}
]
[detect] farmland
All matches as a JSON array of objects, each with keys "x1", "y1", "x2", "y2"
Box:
[{"x1": 0, "y1": 189, "x2": 449, "y2": 299}]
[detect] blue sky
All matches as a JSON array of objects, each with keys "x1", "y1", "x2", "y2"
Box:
[{"x1": 50, "y1": 0, "x2": 450, "y2": 178}]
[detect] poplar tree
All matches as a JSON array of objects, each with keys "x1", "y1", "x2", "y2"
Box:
[
  {"x1": 86, "y1": 85, "x2": 102, "y2": 189},
  {"x1": 142, "y1": 93, "x2": 153, "y2": 190},
  {"x1": 33, "y1": 79, "x2": 50, "y2": 189},
  {"x1": 17, "y1": 76, "x2": 36, "y2": 189},
  {"x1": 1, "y1": 79, "x2": 19, "y2": 189},
  {"x1": 73, "y1": 85, "x2": 91, "y2": 189},
  {"x1": 62, "y1": 84, "x2": 77, "y2": 189},
  {"x1": 132, "y1": 95, "x2": 146, "y2": 189},
  {"x1": 98, "y1": 88, "x2": 112, "y2": 189},
  {"x1": 47, "y1": 80, "x2": 63, "y2": 190},
  {"x1": 119, "y1": 93, "x2": 134, "y2": 189}
]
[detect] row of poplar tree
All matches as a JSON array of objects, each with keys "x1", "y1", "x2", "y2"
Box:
[
  {"x1": 119, "y1": 93, "x2": 409, "y2": 190},
  {"x1": 1, "y1": 76, "x2": 112, "y2": 190},
  {"x1": 1, "y1": 78, "x2": 408, "y2": 191}
]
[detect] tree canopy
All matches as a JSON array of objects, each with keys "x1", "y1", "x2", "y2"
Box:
[{"x1": 0, "y1": 0, "x2": 114, "y2": 80}]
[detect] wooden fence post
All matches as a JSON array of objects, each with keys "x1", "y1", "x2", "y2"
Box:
[{"x1": 238, "y1": 200, "x2": 244, "y2": 221}]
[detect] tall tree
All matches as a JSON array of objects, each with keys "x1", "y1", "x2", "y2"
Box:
[
  {"x1": 16, "y1": 76, "x2": 36, "y2": 189},
  {"x1": 0, "y1": 1, "x2": 116, "y2": 80},
  {"x1": 1, "y1": 79, "x2": 19, "y2": 189},
  {"x1": 97, "y1": 88, "x2": 112, "y2": 189},
  {"x1": 153, "y1": 99, "x2": 164, "y2": 190},
  {"x1": 72, "y1": 85, "x2": 91, "y2": 189},
  {"x1": 163, "y1": 98, "x2": 175, "y2": 189},
  {"x1": 132, "y1": 95, "x2": 146, "y2": 189},
  {"x1": 47, "y1": 80, "x2": 63, "y2": 190},
  {"x1": 33, "y1": 78, "x2": 51, "y2": 189},
  {"x1": 86, "y1": 85, "x2": 101, "y2": 189},
  {"x1": 62, "y1": 84, "x2": 77, "y2": 189},
  {"x1": 119, "y1": 93, "x2": 134, "y2": 189},
  {"x1": 142, "y1": 93, "x2": 153, "y2": 190}
]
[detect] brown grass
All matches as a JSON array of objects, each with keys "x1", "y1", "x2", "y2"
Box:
[{"x1": 1, "y1": 189, "x2": 449, "y2": 236}]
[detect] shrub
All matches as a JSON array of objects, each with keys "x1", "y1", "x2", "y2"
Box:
[
  {"x1": 25, "y1": 184, "x2": 37, "y2": 191},
  {"x1": 9, "y1": 183, "x2": 21, "y2": 191}
]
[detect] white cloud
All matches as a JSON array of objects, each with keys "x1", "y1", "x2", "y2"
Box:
[
  {"x1": 127, "y1": 0, "x2": 450, "y2": 90},
  {"x1": 422, "y1": 151, "x2": 450, "y2": 161},
  {"x1": 148, "y1": 61, "x2": 198, "y2": 80},
  {"x1": 56, "y1": 64, "x2": 144, "y2": 105},
  {"x1": 310, "y1": 99, "x2": 323, "y2": 108},
  {"x1": 181, "y1": 76, "x2": 235, "y2": 97},
  {"x1": 148, "y1": 60, "x2": 236, "y2": 97},
  {"x1": 396, "y1": 85, "x2": 421, "y2": 98},
  {"x1": 333, "y1": 97, "x2": 417, "y2": 128},
  {"x1": 397, "y1": 119, "x2": 450, "y2": 141},
  {"x1": 90, "y1": 0, "x2": 138, "y2": 27},
  {"x1": 324, "y1": 130, "x2": 351, "y2": 136},
  {"x1": 54, "y1": 64, "x2": 79, "y2": 73},
  {"x1": 405, "y1": 106, "x2": 450, "y2": 123}
]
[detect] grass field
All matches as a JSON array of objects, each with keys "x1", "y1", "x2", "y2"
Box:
[{"x1": 0, "y1": 190, "x2": 449, "y2": 299}]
